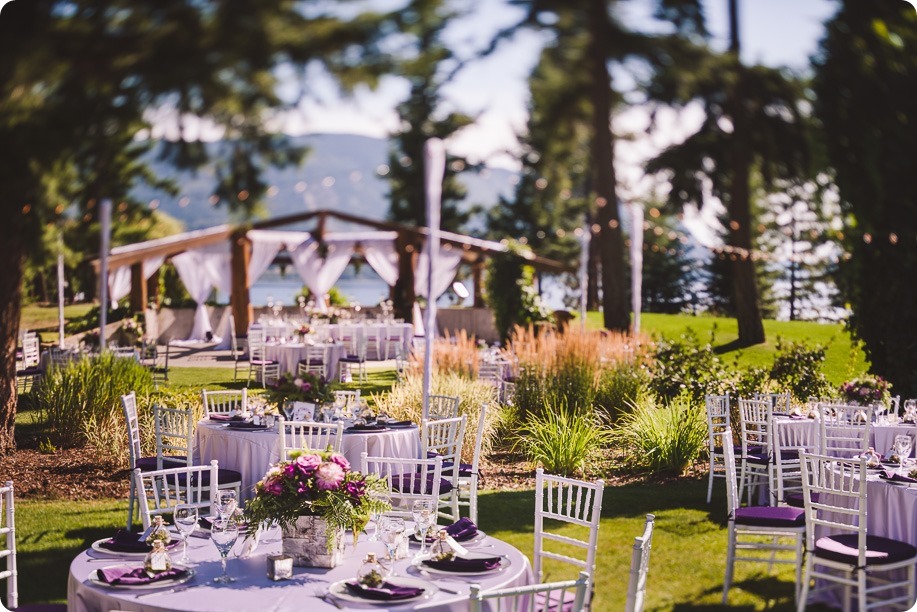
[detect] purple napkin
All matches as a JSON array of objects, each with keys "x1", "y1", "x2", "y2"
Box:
[
  {"x1": 384, "y1": 420, "x2": 413, "y2": 428},
  {"x1": 96, "y1": 566, "x2": 188, "y2": 586},
  {"x1": 422, "y1": 555, "x2": 501, "y2": 573},
  {"x1": 226, "y1": 421, "x2": 267, "y2": 430},
  {"x1": 880, "y1": 470, "x2": 917, "y2": 484},
  {"x1": 346, "y1": 424, "x2": 387, "y2": 433},
  {"x1": 97, "y1": 530, "x2": 153, "y2": 553},
  {"x1": 344, "y1": 581, "x2": 424, "y2": 601},
  {"x1": 209, "y1": 414, "x2": 244, "y2": 422},
  {"x1": 445, "y1": 517, "x2": 479, "y2": 542}
]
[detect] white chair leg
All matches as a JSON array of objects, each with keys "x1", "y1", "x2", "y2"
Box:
[
  {"x1": 722, "y1": 527, "x2": 736, "y2": 604},
  {"x1": 707, "y1": 459, "x2": 715, "y2": 503}
]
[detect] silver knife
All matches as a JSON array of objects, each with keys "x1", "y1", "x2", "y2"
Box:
[{"x1": 135, "y1": 583, "x2": 202, "y2": 598}]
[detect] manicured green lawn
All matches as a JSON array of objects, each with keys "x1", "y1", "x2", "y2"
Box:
[
  {"x1": 586, "y1": 311, "x2": 869, "y2": 386},
  {"x1": 20, "y1": 303, "x2": 94, "y2": 333},
  {"x1": 13, "y1": 480, "x2": 803, "y2": 610}
]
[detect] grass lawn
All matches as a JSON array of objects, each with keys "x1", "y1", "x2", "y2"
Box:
[
  {"x1": 14, "y1": 480, "x2": 805, "y2": 610},
  {"x1": 586, "y1": 311, "x2": 869, "y2": 386}
]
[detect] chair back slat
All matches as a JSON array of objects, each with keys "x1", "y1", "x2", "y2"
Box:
[
  {"x1": 154, "y1": 404, "x2": 194, "y2": 468},
  {"x1": 625, "y1": 514, "x2": 656, "y2": 612},
  {"x1": 0, "y1": 482, "x2": 17, "y2": 609},
  {"x1": 817, "y1": 404, "x2": 873, "y2": 457},
  {"x1": 202, "y1": 389, "x2": 248, "y2": 417},
  {"x1": 424, "y1": 395, "x2": 460, "y2": 421},
  {"x1": 121, "y1": 392, "x2": 143, "y2": 469},
  {"x1": 278, "y1": 419, "x2": 343, "y2": 458},
  {"x1": 133, "y1": 461, "x2": 219, "y2": 529},
  {"x1": 360, "y1": 453, "x2": 443, "y2": 519},
  {"x1": 469, "y1": 571, "x2": 589, "y2": 612}
]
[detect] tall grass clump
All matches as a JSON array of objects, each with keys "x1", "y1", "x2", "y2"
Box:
[
  {"x1": 371, "y1": 371, "x2": 504, "y2": 462},
  {"x1": 513, "y1": 401, "x2": 612, "y2": 477},
  {"x1": 418, "y1": 329, "x2": 482, "y2": 378},
  {"x1": 508, "y1": 325, "x2": 647, "y2": 420},
  {"x1": 613, "y1": 392, "x2": 707, "y2": 475},
  {"x1": 33, "y1": 353, "x2": 155, "y2": 450},
  {"x1": 594, "y1": 362, "x2": 652, "y2": 422}
]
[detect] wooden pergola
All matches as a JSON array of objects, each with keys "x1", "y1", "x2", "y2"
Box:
[{"x1": 97, "y1": 209, "x2": 574, "y2": 337}]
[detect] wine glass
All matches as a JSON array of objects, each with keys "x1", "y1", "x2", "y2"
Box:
[
  {"x1": 210, "y1": 518, "x2": 239, "y2": 583},
  {"x1": 366, "y1": 492, "x2": 391, "y2": 542},
  {"x1": 379, "y1": 516, "x2": 405, "y2": 576},
  {"x1": 894, "y1": 435, "x2": 913, "y2": 474},
  {"x1": 214, "y1": 490, "x2": 237, "y2": 520},
  {"x1": 173, "y1": 504, "x2": 198, "y2": 565},
  {"x1": 411, "y1": 499, "x2": 436, "y2": 557},
  {"x1": 905, "y1": 399, "x2": 917, "y2": 422}
]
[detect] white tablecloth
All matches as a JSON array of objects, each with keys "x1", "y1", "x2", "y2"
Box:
[
  {"x1": 264, "y1": 342, "x2": 345, "y2": 378},
  {"x1": 193, "y1": 421, "x2": 421, "y2": 500},
  {"x1": 67, "y1": 525, "x2": 534, "y2": 612},
  {"x1": 775, "y1": 417, "x2": 917, "y2": 458}
]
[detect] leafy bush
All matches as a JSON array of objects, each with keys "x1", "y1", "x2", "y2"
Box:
[
  {"x1": 613, "y1": 392, "x2": 707, "y2": 475},
  {"x1": 485, "y1": 243, "x2": 551, "y2": 341},
  {"x1": 769, "y1": 340, "x2": 832, "y2": 402},
  {"x1": 594, "y1": 363, "x2": 652, "y2": 422},
  {"x1": 33, "y1": 353, "x2": 155, "y2": 450},
  {"x1": 646, "y1": 330, "x2": 730, "y2": 405},
  {"x1": 513, "y1": 403, "x2": 612, "y2": 477},
  {"x1": 370, "y1": 371, "x2": 505, "y2": 463}
]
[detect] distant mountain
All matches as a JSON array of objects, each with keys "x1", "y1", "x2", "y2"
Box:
[{"x1": 135, "y1": 133, "x2": 518, "y2": 233}]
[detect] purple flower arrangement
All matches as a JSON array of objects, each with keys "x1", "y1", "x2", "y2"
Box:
[
  {"x1": 263, "y1": 371, "x2": 333, "y2": 408},
  {"x1": 245, "y1": 450, "x2": 389, "y2": 542},
  {"x1": 839, "y1": 376, "x2": 890, "y2": 405}
]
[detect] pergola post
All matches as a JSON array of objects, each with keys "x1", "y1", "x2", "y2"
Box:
[
  {"x1": 392, "y1": 230, "x2": 417, "y2": 323},
  {"x1": 472, "y1": 259, "x2": 485, "y2": 308},
  {"x1": 230, "y1": 230, "x2": 252, "y2": 338},
  {"x1": 146, "y1": 267, "x2": 160, "y2": 308},
  {"x1": 129, "y1": 262, "x2": 147, "y2": 314}
]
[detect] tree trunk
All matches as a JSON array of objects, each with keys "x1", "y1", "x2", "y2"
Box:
[
  {"x1": 588, "y1": 0, "x2": 630, "y2": 332},
  {"x1": 392, "y1": 231, "x2": 417, "y2": 323},
  {"x1": 727, "y1": 0, "x2": 765, "y2": 345},
  {"x1": 0, "y1": 234, "x2": 24, "y2": 453}
]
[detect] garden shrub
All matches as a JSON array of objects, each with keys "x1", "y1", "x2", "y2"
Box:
[
  {"x1": 594, "y1": 362, "x2": 652, "y2": 422},
  {"x1": 769, "y1": 340, "x2": 832, "y2": 403},
  {"x1": 613, "y1": 392, "x2": 708, "y2": 475},
  {"x1": 34, "y1": 353, "x2": 155, "y2": 450},
  {"x1": 485, "y1": 243, "x2": 551, "y2": 341},
  {"x1": 647, "y1": 330, "x2": 730, "y2": 405},
  {"x1": 370, "y1": 371, "x2": 504, "y2": 462},
  {"x1": 513, "y1": 401, "x2": 612, "y2": 477}
]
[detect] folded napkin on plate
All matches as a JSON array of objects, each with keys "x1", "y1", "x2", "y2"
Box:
[
  {"x1": 879, "y1": 470, "x2": 917, "y2": 484},
  {"x1": 422, "y1": 556, "x2": 501, "y2": 573},
  {"x1": 344, "y1": 581, "x2": 424, "y2": 601},
  {"x1": 445, "y1": 517, "x2": 479, "y2": 542},
  {"x1": 346, "y1": 424, "x2": 387, "y2": 432},
  {"x1": 96, "y1": 566, "x2": 188, "y2": 586},
  {"x1": 383, "y1": 420, "x2": 413, "y2": 428},
  {"x1": 97, "y1": 530, "x2": 158, "y2": 553},
  {"x1": 208, "y1": 414, "x2": 244, "y2": 422},
  {"x1": 226, "y1": 421, "x2": 267, "y2": 430}
]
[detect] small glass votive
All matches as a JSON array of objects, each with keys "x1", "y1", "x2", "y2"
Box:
[{"x1": 266, "y1": 554, "x2": 293, "y2": 581}]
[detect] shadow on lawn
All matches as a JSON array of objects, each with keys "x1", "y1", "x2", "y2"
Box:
[{"x1": 17, "y1": 525, "x2": 112, "y2": 604}]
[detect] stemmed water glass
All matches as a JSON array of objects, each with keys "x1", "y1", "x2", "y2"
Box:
[
  {"x1": 366, "y1": 492, "x2": 391, "y2": 542},
  {"x1": 214, "y1": 490, "x2": 237, "y2": 521},
  {"x1": 173, "y1": 504, "x2": 198, "y2": 565},
  {"x1": 411, "y1": 499, "x2": 436, "y2": 557},
  {"x1": 379, "y1": 516, "x2": 405, "y2": 576},
  {"x1": 210, "y1": 518, "x2": 239, "y2": 584},
  {"x1": 894, "y1": 434, "x2": 913, "y2": 474}
]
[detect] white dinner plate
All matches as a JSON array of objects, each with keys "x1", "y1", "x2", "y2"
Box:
[
  {"x1": 412, "y1": 551, "x2": 510, "y2": 576},
  {"x1": 88, "y1": 565, "x2": 195, "y2": 590},
  {"x1": 328, "y1": 575, "x2": 437, "y2": 605},
  {"x1": 90, "y1": 538, "x2": 180, "y2": 559}
]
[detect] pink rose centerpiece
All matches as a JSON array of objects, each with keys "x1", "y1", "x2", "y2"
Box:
[
  {"x1": 263, "y1": 371, "x2": 333, "y2": 410},
  {"x1": 839, "y1": 376, "x2": 890, "y2": 406},
  {"x1": 244, "y1": 449, "x2": 389, "y2": 561}
]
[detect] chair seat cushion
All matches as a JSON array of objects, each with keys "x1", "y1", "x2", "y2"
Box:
[
  {"x1": 814, "y1": 534, "x2": 917, "y2": 566},
  {"x1": 785, "y1": 492, "x2": 819, "y2": 508},
  {"x1": 744, "y1": 450, "x2": 770, "y2": 465},
  {"x1": 733, "y1": 505, "x2": 805, "y2": 528},
  {"x1": 16, "y1": 366, "x2": 43, "y2": 376},
  {"x1": 135, "y1": 456, "x2": 185, "y2": 471},
  {"x1": 297, "y1": 358, "x2": 325, "y2": 365},
  {"x1": 168, "y1": 468, "x2": 244, "y2": 487},
  {"x1": 339, "y1": 355, "x2": 365, "y2": 363},
  {"x1": 250, "y1": 359, "x2": 277, "y2": 366},
  {"x1": 391, "y1": 473, "x2": 453, "y2": 496}
]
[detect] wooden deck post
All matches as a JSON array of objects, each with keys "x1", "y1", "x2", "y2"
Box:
[
  {"x1": 392, "y1": 231, "x2": 417, "y2": 323},
  {"x1": 230, "y1": 230, "x2": 252, "y2": 338},
  {"x1": 472, "y1": 259, "x2": 485, "y2": 308},
  {"x1": 129, "y1": 263, "x2": 147, "y2": 314}
]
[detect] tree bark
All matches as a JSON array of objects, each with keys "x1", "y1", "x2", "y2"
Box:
[
  {"x1": 588, "y1": 0, "x2": 630, "y2": 332},
  {"x1": 0, "y1": 233, "x2": 24, "y2": 453},
  {"x1": 727, "y1": 0, "x2": 765, "y2": 345}
]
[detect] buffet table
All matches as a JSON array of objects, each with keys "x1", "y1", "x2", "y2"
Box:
[
  {"x1": 67, "y1": 524, "x2": 534, "y2": 611},
  {"x1": 193, "y1": 421, "x2": 421, "y2": 500}
]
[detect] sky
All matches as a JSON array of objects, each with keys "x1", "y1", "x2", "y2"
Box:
[{"x1": 280, "y1": 0, "x2": 840, "y2": 170}]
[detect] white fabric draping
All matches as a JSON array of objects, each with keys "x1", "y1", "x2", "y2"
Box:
[
  {"x1": 415, "y1": 246, "x2": 462, "y2": 299},
  {"x1": 289, "y1": 237, "x2": 355, "y2": 312},
  {"x1": 362, "y1": 237, "x2": 399, "y2": 286},
  {"x1": 108, "y1": 256, "x2": 165, "y2": 309},
  {"x1": 247, "y1": 230, "x2": 309, "y2": 284},
  {"x1": 172, "y1": 243, "x2": 231, "y2": 342}
]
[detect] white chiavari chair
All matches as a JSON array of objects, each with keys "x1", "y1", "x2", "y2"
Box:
[
  {"x1": 625, "y1": 514, "x2": 656, "y2": 612},
  {"x1": 278, "y1": 419, "x2": 344, "y2": 458}
]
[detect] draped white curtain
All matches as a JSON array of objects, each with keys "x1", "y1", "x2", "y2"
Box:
[
  {"x1": 247, "y1": 230, "x2": 309, "y2": 283},
  {"x1": 172, "y1": 242, "x2": 231, "y2": 342},
  {"x1": 108, "y1": 256, "x2": 165, "y2": 309},
  {"x1": 361, "y1": 237, "x2": 399, "y2": 286},
  {"x1": 415, "y1": 246, "x2": 463, "y2": 300},
  {"x1": 289, "y1": 237, "x2": 355, "y2": 312}
]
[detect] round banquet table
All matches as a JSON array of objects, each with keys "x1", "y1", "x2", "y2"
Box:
[
  {"x1": 193, "y1": 421, "x2": 421, "y2": 500},
  {"x1": 67, "y1": 524, "x2": 534, "y2": 612},
  {"x1": 263, "y1": 342, "x2": 345, "y2": 378},
  {"x1": 775, "y1": 416, "x2": 917, "y2": 458}
]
